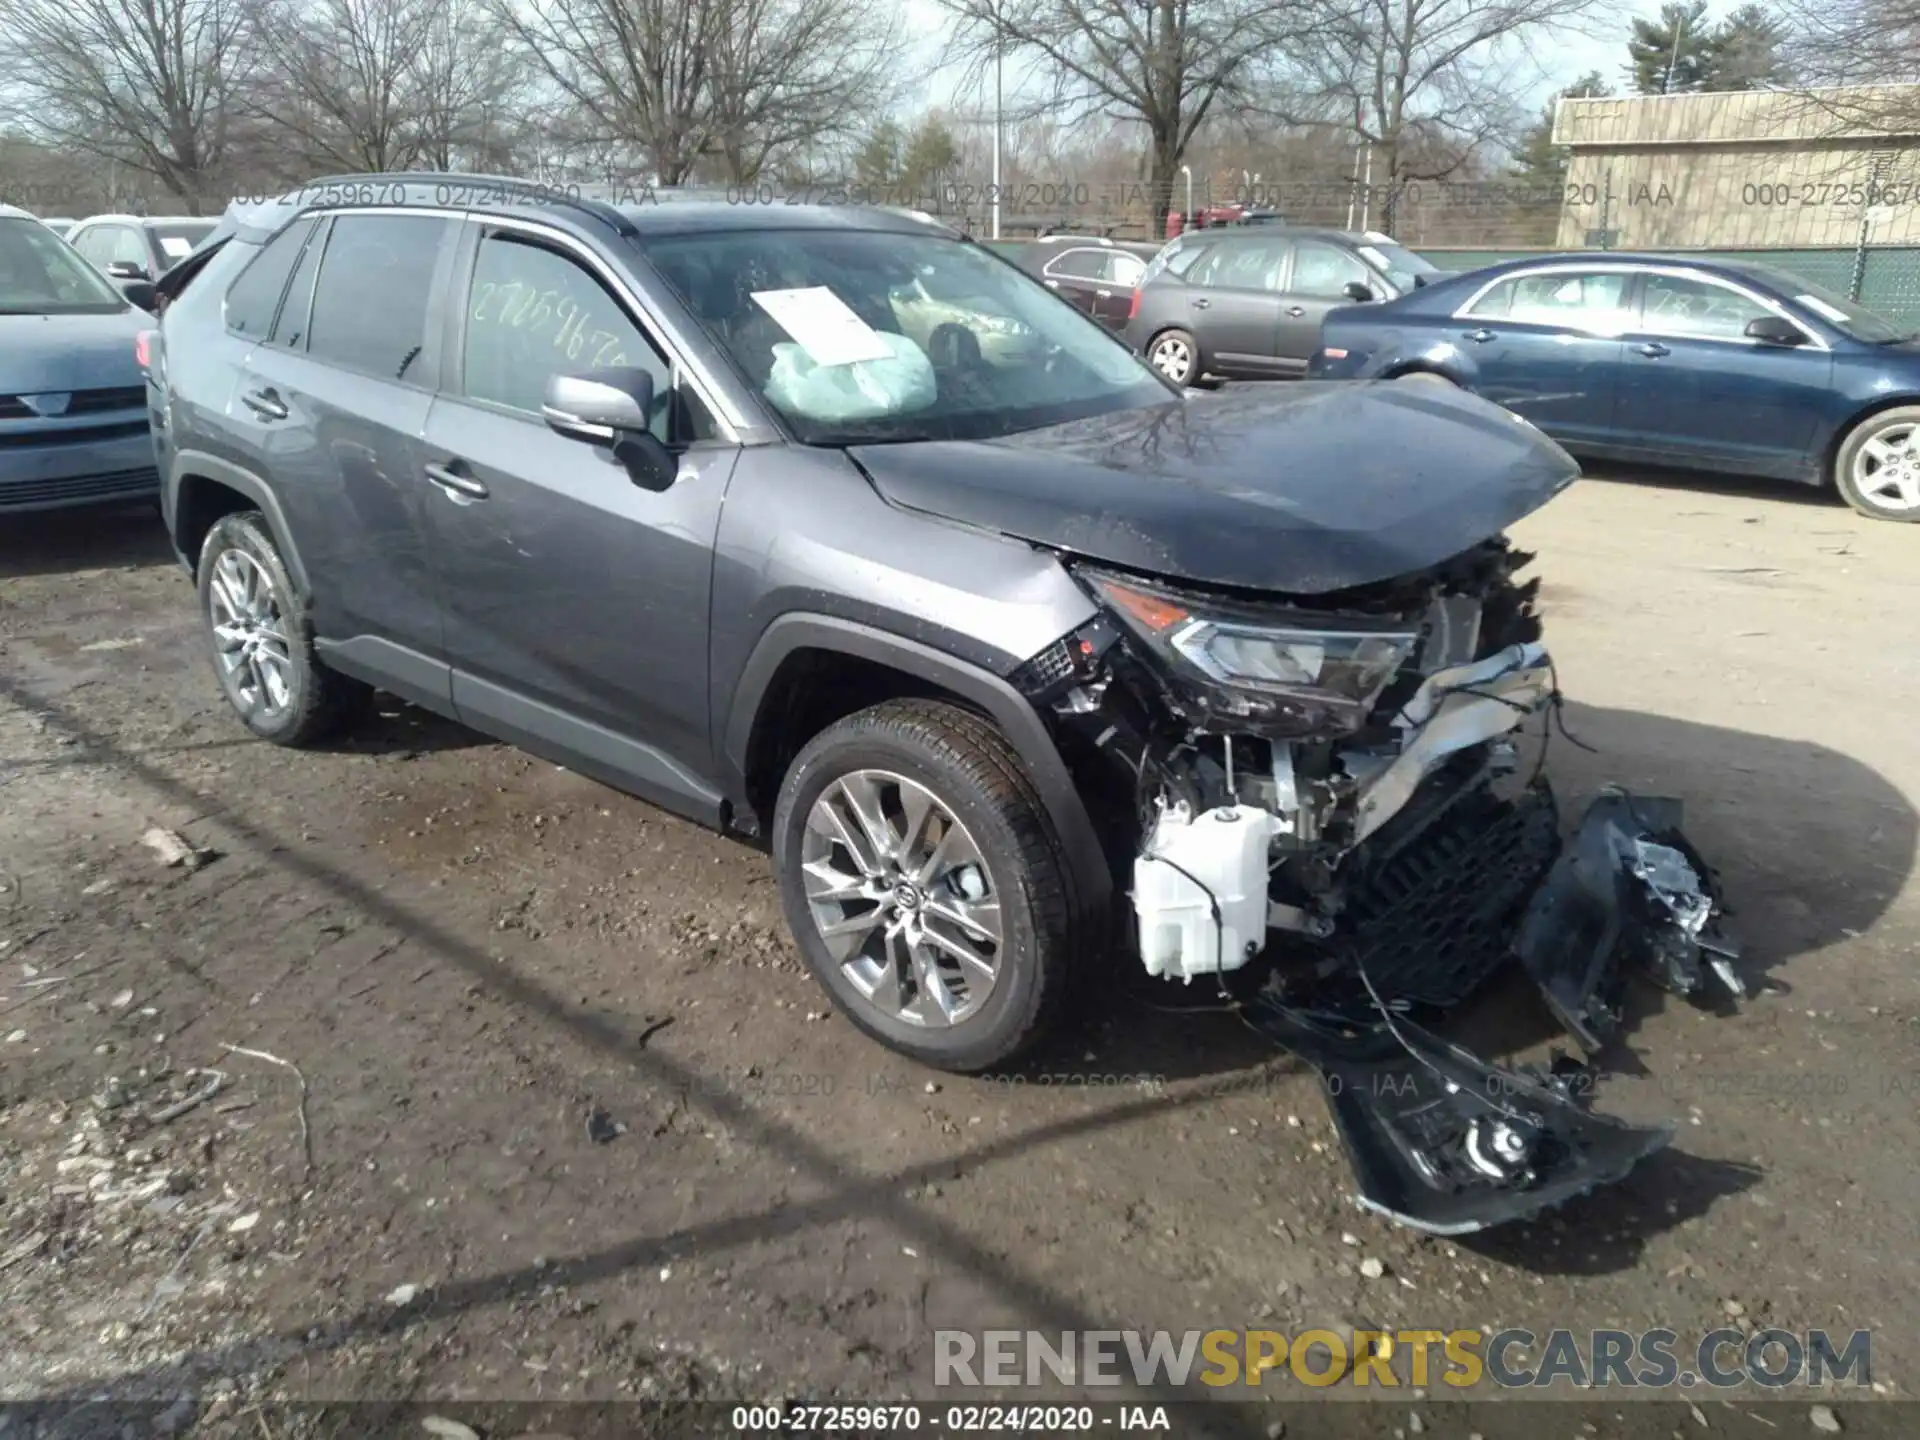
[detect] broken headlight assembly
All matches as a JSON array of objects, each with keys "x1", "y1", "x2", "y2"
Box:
[{"x1": 1082, "y1": 569, "x2": 1419, "y2": 737}]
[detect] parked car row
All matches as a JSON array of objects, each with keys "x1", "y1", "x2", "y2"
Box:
[{"x1": 1109, "y1": 222, "x2": 1920, "y2": 522}]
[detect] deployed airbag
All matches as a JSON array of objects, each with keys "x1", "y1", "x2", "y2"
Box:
[{"x1": 764, "y1": 333, "x2": 936, "y2": 423}]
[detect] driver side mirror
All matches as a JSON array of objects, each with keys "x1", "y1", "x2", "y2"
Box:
[
  {"x1": 106, "y1": 260, "x2": 150, "y2": 281},
  {"x1": 1745, "y1": 315, "x2": 1806, "y2": 346},
  {"x1": 542, "y1": 368, "x2": 678, "y2": 492},
  {"x1": 1343, "y1": 280, "x2": 1376, "y2": 303}
]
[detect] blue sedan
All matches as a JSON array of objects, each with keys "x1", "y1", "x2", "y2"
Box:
[{"x1": 1307, "y1": 253, "x2": 1920, "y2": 521}]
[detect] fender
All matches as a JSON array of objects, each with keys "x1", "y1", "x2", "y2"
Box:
[
  {"x1": 166, "y1": 450, "x2": 310, "y2": 595},
  {"x1": 724, "y1": 613, "x2": 1114, "y2": 932}
]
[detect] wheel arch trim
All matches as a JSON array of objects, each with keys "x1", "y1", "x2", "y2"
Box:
[
  {"x1": 724, "y1": 613, "x2": 1114, "y2": 930},
  {"x1": 168, "y1": 450, "x2": 310, "y2": 596}
]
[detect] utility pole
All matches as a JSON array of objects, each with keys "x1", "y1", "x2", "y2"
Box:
[
  {"x1": 1664, "y1": 13, "x2": 1688, "y2": 94},
  {"x1": 990, "y1": 27, "x2": 1003, "y2": 240}
]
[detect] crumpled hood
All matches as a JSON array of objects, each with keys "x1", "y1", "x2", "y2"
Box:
[
  {"x1": 849, "y1": 382, "x2": 1580, "y2": 594},
  {"x1": 0, "y1": 311, "x2": 146, "y2": 397}
]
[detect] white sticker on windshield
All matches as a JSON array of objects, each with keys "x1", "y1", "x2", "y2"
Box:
[
  {"x1": 750, "y1": 286, "x2": 893, "y2": 367},
  {"x1": 159, "y1": 236, "x2": 194, "y2": 258},
  {"x1": 1796, "y1": 294, "x2": 1850, "y2": 324}
]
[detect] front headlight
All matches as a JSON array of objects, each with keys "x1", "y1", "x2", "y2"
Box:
[
  {"x1": 973, "y1": 313, "x2": 1033, "y2": 337},
  {"x1": 1087, "y1": 571, "x2": 1418, "y2": 736}
]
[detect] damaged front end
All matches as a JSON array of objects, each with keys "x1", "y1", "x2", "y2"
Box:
[{"x1": 1013, "y1": 539, "x2": 1741, "y2": 1234}]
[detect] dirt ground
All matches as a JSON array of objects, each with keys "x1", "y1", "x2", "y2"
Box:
[{"x1": 2, "y1": 462, "x2": 1917, "y2": 1432}]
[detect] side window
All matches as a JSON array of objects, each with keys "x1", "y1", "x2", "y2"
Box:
[
  {"x1": 71, "y1": 227, "x2": 109, "y2": 266},
  {"x1": 1043, "y1": 248, "x2": 1107, "y2": 280},
  {"x1": 1288, "y1": 241, "x2": 1373, "y2": 299},
  {"x1": 1469, "y1": 271, "x2": 1630, "y2": 329},
  {"x1": 459, "y1": 232, "x2": 713, "y2": 444},
  {"x1": 107, "y1": 227, "x2": 150, "y2": 270},
  {"x1": 1106, "y1": 253, "x2": 1146, "y2": 286},
  {"x1": 305, "y1": 214, "x2": 451, "y2": 382},
  {"x1": 1191, "y1": 241, "x2": 1284, "y2": 291},
  {"x1": 224, "y1": 218, "x2": 316, "y2": 340},
  {"x1": 1640, "y1": 273, "x2": 1775, "y2": 341},
  {"x1": 273, "y1": 218, "x2": 328, "y2": 349}
]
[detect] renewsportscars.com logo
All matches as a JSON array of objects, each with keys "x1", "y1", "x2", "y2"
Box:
[{"x1": 934, "y1": 1328, "x2": 1872, "y2": 1390}]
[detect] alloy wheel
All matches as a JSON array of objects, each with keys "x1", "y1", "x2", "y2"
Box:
[
  {"x1": 207, "y1": 548, "x2": 295, "y2": 717},
  {"x1": 1854, "y1": 425, "x2": 1920, "y2": 513},
  {"x1": 799, "y1": 769, "x2": 1003, "y2": 1028},
  {"x1": 1150, "y1": 335, "x2": 1193, "y2": 383}
]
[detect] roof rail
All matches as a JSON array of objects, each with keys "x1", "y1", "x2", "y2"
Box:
[{"x1": 278, "y1": 171, "x2": 643, "y2": 239}]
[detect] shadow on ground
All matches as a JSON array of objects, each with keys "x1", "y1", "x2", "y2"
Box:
[{"x1": 0, "y1": 503, "x2": 175, "y2": 580}]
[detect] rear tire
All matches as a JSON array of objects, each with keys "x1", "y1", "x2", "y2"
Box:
[
  {"x1": 771, "y1": 699, "x2": 1075, "y2": 1073},
  {"x1": 1147, "y1": 328, "x2": 1199, "y2": 386},
  {"x1": 1394, "y1": 370, "x2": 1456, "y2": 387},
  {"x1": 196, "y1": 512, "x2": 370, "y2": 746},
  {"x1": 1833, "y1": 406, "x2": 1920, "y2": 521}
]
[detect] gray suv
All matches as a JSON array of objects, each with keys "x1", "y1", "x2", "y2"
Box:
[{"x1": 149, "y1": 176, "x2": 1740, "y2": 1233}]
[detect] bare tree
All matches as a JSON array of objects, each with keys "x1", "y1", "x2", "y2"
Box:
[
  {"x1": 1286, "y1": 0, "x2": 1618, "y2": 203},
  {"x1": 702, "y1": 0, "x2": 903, "y2": 182},
  {"x1": 932, "y1": 0, "x2": 1339, "y2": 234},
  {"x1": 486, "y1": 0, "x2": 716, "y2": 183},
  {"x1": 0, "y1": 0, "x2": 262, "y2": 211},
  {"x1": 409, "y1": 0, "x2": 530, "y2": 171},
  {"x1": 250, "y1": 0, "x2": 437, "y2": 173}
]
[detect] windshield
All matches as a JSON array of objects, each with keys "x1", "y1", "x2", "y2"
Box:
[
  {"x1": 0, "y1": 217, "x2": 127, "y2": 314},
  {"x1": 1357, "y1": 240, "x2": 1439, "y2": 293},
  {"x1": 644, "y1": 229, "x2": 1173, "y2": 444},
  {"x1": 1742, "y1": 267, "x2": 1906, "y2": 343},
  {"x1": 152, "y1": 221, "x2": 218, "y2": 267}
]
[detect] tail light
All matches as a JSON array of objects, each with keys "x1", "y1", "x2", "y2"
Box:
[
  {"x1": 1127, "y1": 289, "x2": 1142, "y2": 321},
  {"x1": 134, "y1": 330, "x2": 154, "y2": 370}
]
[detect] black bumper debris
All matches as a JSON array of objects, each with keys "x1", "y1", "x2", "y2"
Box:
[
  {"x1": 1246, "y1": 998, "x2": 1672, "y2": 1234},
  {"x1": 1514, "y1": 789, "x2": 1743, "y2": 1054}
]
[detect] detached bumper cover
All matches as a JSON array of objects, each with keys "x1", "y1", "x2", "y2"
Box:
[{"x1": 1250, "y1": 785, "x2": 1735, "y2": 1234}]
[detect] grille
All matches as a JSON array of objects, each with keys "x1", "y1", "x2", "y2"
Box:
[
  {"x1": 0, "y1": 386, "x2": 147, "y2": 420},
  {"x1": 0, "y1": 467, "x2": 159, "y2": 508},
  {"x1": 1334, "y1": 779, "x2": 1561, "y2": 1009},
  {"x1": 1009, "y1": 638, "x2": 1078, "y2": 695},
  {"x1": 0, "y1": 421, "x2": 149, "y2": 448}
]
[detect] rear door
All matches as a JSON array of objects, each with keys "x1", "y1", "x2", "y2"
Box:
[
  {"x1": 1272, "y1": 238, "x2": 1379, "y2": 372},
  {"x1": 1613, "y1": 269, "x2": 1831, "y2": 474},
  {"x1": 1037, "y1": 246, "x2": 1110, "y2": 319},
  {"x1": 1184, "y1": 238, "x2": 1291, "y2": 376},
  {"x1": 416, "y1": 218, "x2": 740, "y2": 818},
  {"x1": 229, "y1": 211, "x2": 460, "y2": 697},
  {"x1": 1451, "y1": 268, "x2": 1632, "y2": 442}
]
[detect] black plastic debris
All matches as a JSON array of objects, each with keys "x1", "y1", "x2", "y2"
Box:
[
  {"x1": 1514, "y1": 788, "x2": 1742, "y2": 1054},
  {"x1": 1245, "y1": 997, "x2": 1672, "y2": 1235}
]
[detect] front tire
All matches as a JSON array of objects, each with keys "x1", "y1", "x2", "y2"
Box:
[
  {"x1": 771, "y1": 700, "x2": 1075, "y2": 1073},
  {"x1": 196, "y1": 511, "x2": 369, "y2": 745},
  {"x1": 1147, "y1": 328, "x2": 1199, "y2": 386},
  {"x1": 1834, "y1": 406, "x2": 1920, "y2": 521},
  {"x1": 1394, "y1": 370, "x2": 1456, "y2": 387}
]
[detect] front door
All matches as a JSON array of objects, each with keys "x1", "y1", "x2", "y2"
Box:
[
  {"x1": 1613, "y1": 270, "x2": 1832, "y2": 476},
  {"x1": 417, "y1": 221, "x2": 740, "y2": 820},
  {"x1": 1272, "y1": 238, "x2": 1379, "y2": 373}
]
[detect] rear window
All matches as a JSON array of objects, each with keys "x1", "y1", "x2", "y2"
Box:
[{"x1": 224, "y1": 219, "x2": 315, "y2": 338}]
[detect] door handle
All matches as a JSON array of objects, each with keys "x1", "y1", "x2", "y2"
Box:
[
  {"x1": 240, "y1": 387, "x2": 288, "y2": 421},
  {"x1": 1192, "y1": 297, "x2": 1211, "y2": 309},
  {"x1": 1096, "y1": 289, "x2": 1111, "y2": 298},
  {"x1": 1286, "y1": 305, "x2": 1307, "y2": 317},
  {"x1": 1044, "y1": 279, "x2": 1059, "y2": 288},
  {"x1": 424, "y1": 461, "x2": 489, "y2": 502},
  {"x1": 1463, "y1": 328, "x2": 1496, "y2": 343},
  {"x1": 1635, "y1": 341, "x2": 1671, "y2": 358}
]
